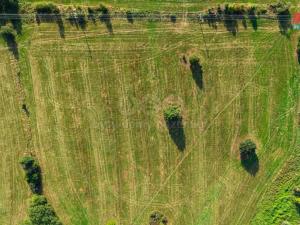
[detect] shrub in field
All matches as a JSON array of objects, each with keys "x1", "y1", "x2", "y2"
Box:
[
  {"x1": 27, "y1": 195, "x2": 62, "y2": 225},
  {"x1": 106, "y1": 220, "x2": 117, "y2": 225},
  {"x1": 35, "y1": 2, "x2": 59, "y2": 14},
  {"x1": 164, "y1": 105, "x2": 181, "y2": 122},
  {"x1": 164, "y1": 105, "x2": 185, "y2": 151},
  {"x1": 149, "y1": 211, "x2": 168, "y2": 225},
  {"x1": 239, "y1": 139, "x2": 256, "y2": 159},
  {"x1": 35, "y1": 2, "x2": 60, "y2": 23},
  {"x1": 20, "y1": 156, "x2": 42, "y2": 194},
  {"x1": 239, "y1": 139, "x2": 259, "y2": 175}
]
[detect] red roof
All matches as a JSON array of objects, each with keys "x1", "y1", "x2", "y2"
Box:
[{"x1": 293, "y1": 13, "x2": 300, "y2": 24}]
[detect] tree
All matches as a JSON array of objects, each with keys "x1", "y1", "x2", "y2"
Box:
[
  {"x1": 239, "y1": 139, "x2": 256, "y2": 160},
  {"x1": 164, "y1": 105, "x2": 181, "y2": 123},
  {"x1": 27, "y1": 195, "x2": 62, "y2": 225}
]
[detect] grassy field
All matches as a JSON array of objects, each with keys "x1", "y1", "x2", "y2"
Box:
[{"x1": 0, "y1": 2, "x2": 299, "y2": 225}]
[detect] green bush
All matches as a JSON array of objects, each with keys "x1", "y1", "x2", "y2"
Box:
[
  {"x1": 98, "y1": 4, "x2": 109, "y2": 14},
  {"x1": 35, "y1": 2, "x2": 59, "y2": 14},
  {"x1": 164, "y1": 105, "x2": 181, "y2": 122},
  {"x1": 27, "y1": 195, "x2": 62, "y2": 225},
  {"x1": 239, "y1": 139, "x2": 256, "y2": 159},
  {"x1": 149, "y1": 211, "x2": 168, "y2": 225},
  {"x1": 106, "y1": 220, "x2": 117, "y2": 225},
  {"x1": 20, "y1": 156, "x2": 42, "y2": 194}
]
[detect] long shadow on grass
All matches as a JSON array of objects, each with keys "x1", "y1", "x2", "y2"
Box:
[
  {"x1": 190, "y1": 61, "x2": 203, "y2": 89},
  {"x1": 241, "y1": 153, "x2": 259, "y2": 176},
  {"x1": 100, "y1": 13, "x2": 113, "y2": 34},
  {"x1": 277, "y1": 10, "x2": 291, "y2": 35},
  {"x1": 3, "y1": 34, "x2": 19, "y2": 60},
  {"x1": 165, "y1": 118, "x2": 186, "y2": 151}
]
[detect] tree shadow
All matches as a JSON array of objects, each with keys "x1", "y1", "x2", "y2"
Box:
[
  {"x1": 67, "y1": 12, "x2": 87, "y2": 30},
  {"x1": 100, "y1": 13, "x2": 113, "y2": 34},
  {"x1": 241, "y1": 15, "x2": 247, "y2": 29},
  {"x1": 3, "y1": 34, "x2": 19, "y2": 60},
  {"x1": 55, "y1": 14, "x2": 65, "y2": 38},
  {"x1": 126, "y1": 11, "x2": 134, "y2": 24},
  {"x1": 165, "y1": 118, "x2": 186, "y2": 151},
  {"x1": 170, "y1": 14, "x2": 176, "y2": 23},
  {"x1": 224, "y1": 16, "x2": 238, "y2": 35},
  {"x1": 241, "y1": 153, "x2": 259, "y2": 176},
  {"x1": 190, "y1": 61, "x2": 203, "y2": 89},
  {"x1": 248, "y1": 8, "x2": 258, "y2": 31},
  {"x1": 87, "y1": 8, "x2": 96, "y2": 23},
  {"x1": 11, "y1": 15, "x2": 22, "y2": 35},
  {"x1": 204, "y1": 9, "x2": 217, "y2": 29},
  {"x1": 277, "y1": 9, "x2": 291, "y2": 35}
]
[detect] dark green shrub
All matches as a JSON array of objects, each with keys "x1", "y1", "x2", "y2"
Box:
[
  {"x1": 20, "y1": 156, "x2": 42, "y2": 194},
  {"x1": 35, "y1": 2, "x2": 59, "y2": 14},
  {"x1": 239, "y1": 139, "x2": 256, "y2": 160},
  {"x1": 164, "y1": 105, "x2": 181, "y2": 122},
  {"x1": 98, "y1": 4, "x2": 109, "y2": 15},
  {"x1": 27, "y1": 195, "x2": 62, "y2": 225},
  {"x1": 149, "y1": 211, "x2": 168, "y2": 225}
]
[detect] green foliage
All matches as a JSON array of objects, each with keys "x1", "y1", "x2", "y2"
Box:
[
  {"x1": 0, "y1": 0, "x2": 19, "y2": 13},
  {"x1": 20, "y1": 156, "x2": 42, "y2": 194},
  {"x1": 239, "y1": 139, "x2": 256, "y2": 159},
  {"x1": 269, "y1": 0, "x2": 290, "y2": 14},
  {"x1": 189, "y1": 55, "x2": 200, "y2": 66},
  {"x1": 149, "y1": 211, "x2": 168, "y2": 225},
  {"x1": 106, "y1": 220, "x2": 117, "y2": 225},
  {"x1": 98, "y1": 4, "x2": 109, "y2": 14},
  {"x1": 0, "y1": 25, "x2": 16, "y2": 42},
  {"x1": 163, "y1": 105, "x2": 181, "y2": 122},
  {"x1": 35, "y1": 2, "x2": 59, "y2": 14},
  {"x1": 27, "y1": 195, "x2": 62, "y2": 225}
]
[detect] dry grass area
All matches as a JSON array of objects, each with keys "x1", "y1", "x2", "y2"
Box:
[{"x1": 0, "y1": 13, "x2": 299, "y2": 225}]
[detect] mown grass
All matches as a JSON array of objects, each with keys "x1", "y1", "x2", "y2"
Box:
[{"x1": 0, "y1": 5, "x2": 299, "y2": 225}]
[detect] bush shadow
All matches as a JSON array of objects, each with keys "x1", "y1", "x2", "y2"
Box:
[
  {"x1": 165, "y1": 118, "x2": 186, "y2": 151},
  {"x1": 100, "y1": 13, "x2": 113, "y2": 34},
  {"x1": 126, "y1": 11, "x2": 134, "y2": 24},
  {"x1": 241, "y1": 153, "x2": 259, "y2": 176},
  {"x1": 3, "y1": 34, "x2": 19, "y2": 60},
  {"x1": 277, "y1": 10, "x2": 291, "y2": 35},
  {"x1": 190, "y1": 61, "x2": 204, "y2": 89}
]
